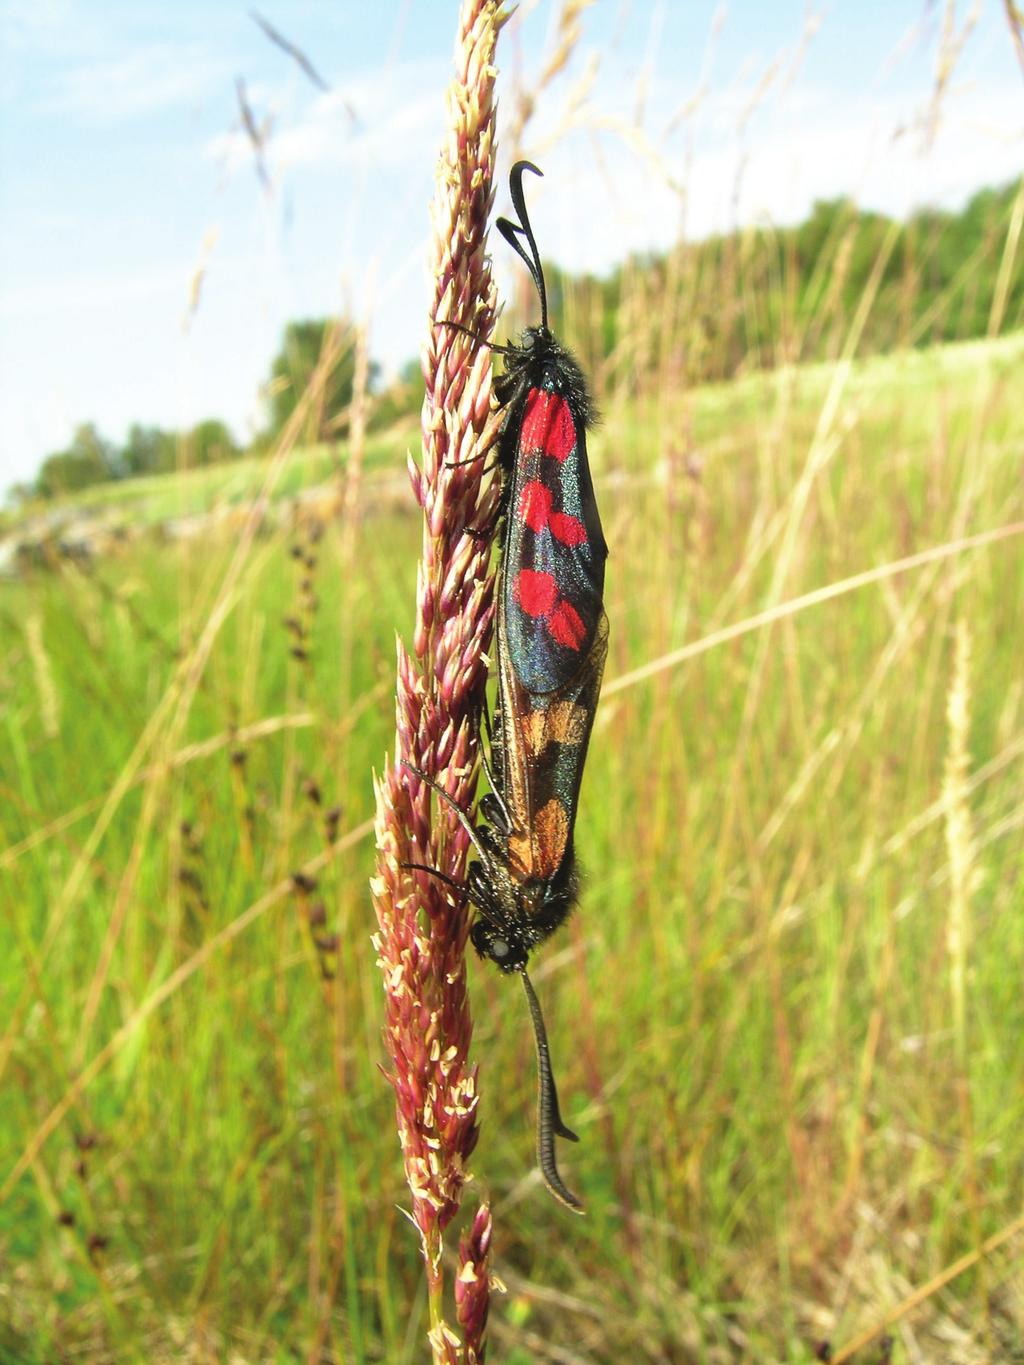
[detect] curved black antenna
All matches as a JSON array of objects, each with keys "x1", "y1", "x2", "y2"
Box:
[
  {"x1": 495, "y1": 160, "x2": 549, "y2": 330},
  {"x1": 521, "y1": 969, "x2": 583, "y2": 1213}
]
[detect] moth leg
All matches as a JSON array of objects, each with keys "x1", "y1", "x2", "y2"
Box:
[
  {"x1": 478, "y1": 737, "x2": 514, "y2": 836},
  {"x1": 463, "y1": 456, "x2": 511, "y2": 539},
  {"x1": 400, "y1": 861, "x2": 467, "y2": 895},
  {"x1": 403, "y1": 859, "x2": 507, "y2": 939},
  {"x1": 446, "y1": 429, "x2": 502, "y2": 471},
  {"x1": 481, "y1": 705, "x2": 506, "y2": 792},
  {"x1": 464, "y1": 505, "x2": 501, "y2": 542},
  {"x1": 476, "y1": 714, "x2": 515, "y2": 835},
  {"x1": 400, "y1": 761, "x2": 500, "y2": 875},
  {"x1": 478, "y1": 793, "x2": 513, "y2": 837},
  {"x1": 432, "y1": 316, "x2": 513, "y2": 357}
]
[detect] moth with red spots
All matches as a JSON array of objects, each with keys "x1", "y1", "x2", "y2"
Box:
[{"x1": 405, "y1": 162, "x2": 607, "y2": 1211}]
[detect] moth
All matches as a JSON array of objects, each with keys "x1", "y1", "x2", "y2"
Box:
[{"x1": 406, "y1": 162, "x2": 608, "y2": 1211}]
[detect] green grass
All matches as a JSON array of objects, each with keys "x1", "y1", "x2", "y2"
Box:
[
  {"x1": 2, "y1": 331, "x2": 1023, "y2": 1362},
  {"x1": 11, "y1": 426, "x2": 415, "y2": 531}
]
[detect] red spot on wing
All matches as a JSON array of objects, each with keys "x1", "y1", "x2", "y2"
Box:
[
  {"x1": 549, "y1": 512, "x2": 587, "y2": 545},
  {"x1": 518, "y1": 484, "x2": 586, "y2": 546},
  {"x1": 518, "y1": 480, "x2": 552, "y2": 532},
  {"x1": 516, "y1": 569, "x2": 558, "y2": 617},
  {"x1": 520, "y1": 390, "x2": 575, "y2": 463},
  {"x1": 545, "y1": 399, "x2": 576, "y2": 461},
  {"x1": 546, "y1": 600, "x2": 586, "y2": 650}
]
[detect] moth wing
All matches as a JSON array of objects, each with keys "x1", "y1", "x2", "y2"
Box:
[
  {"x1": 504, "y1": 412, "x2": 607, "y2": 696},
  {"x1": 502, "y1": 611, "x2": 609, "y2": 888}
]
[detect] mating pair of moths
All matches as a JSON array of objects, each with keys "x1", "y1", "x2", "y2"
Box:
[{"x1": 406, "y1": 162, "x2": 607, "y2": 1212}]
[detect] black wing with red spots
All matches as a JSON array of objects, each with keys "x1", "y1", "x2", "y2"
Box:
[{"x1": 502, "y1": 381, "x2": 607, "y2": 695}]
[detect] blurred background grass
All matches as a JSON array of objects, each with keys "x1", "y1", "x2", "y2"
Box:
[
  {"x1": 2, "y1": 3, "x2": 1024, "y2": 1362},
  {"x1": 4, "y1": 328, "x2": 1023, "y2": 1360}
]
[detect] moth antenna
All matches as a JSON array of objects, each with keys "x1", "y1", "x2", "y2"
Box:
[
  {"x1": 521, "y1": 969, "x2": 583, "y2": 1213},
  {"x1": 497, "y1": 160, "x2": 548, "y2": 330},
  {"x1": 495, "y1": 219, "x2": 543, "y2": 313},
  {"x1": 400, "y1": 761, "x2": 500, "y2": 874}
]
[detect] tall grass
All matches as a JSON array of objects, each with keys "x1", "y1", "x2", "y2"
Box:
[
  {"x1": 3, "y1": 325, "x2": 1022, "y2": 1360},
  {"x1": 2, "y1": 12, "x2": 1024, "y2": 1364}
]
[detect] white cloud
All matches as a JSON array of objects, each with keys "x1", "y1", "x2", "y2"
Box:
[
  {"x1": 0, "y1": 263, "x2": 194, "y2": 318},
  {"x1": 33, "y1": 43, "x2": 231, "y2": 120},
  {"x1": 204, "y1": 58, "x2": 445, "y2": 177},
  {"x1": 506, "y1": 54, "x2": 1024, "y2": 282},
  {"x1": 0, "y1": 0, "x2": 77, "y2": 43}
]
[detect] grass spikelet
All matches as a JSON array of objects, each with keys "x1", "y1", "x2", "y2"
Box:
[
  {"x1": 455, "y1": 1203, "x2": 493, "y2": 1363},
  {"x1": 370, "y1": 1, "x2": 506, "y2": 1358},
  {"x1": 25, "y1": 613, "x2": 60, "y2": 739}
]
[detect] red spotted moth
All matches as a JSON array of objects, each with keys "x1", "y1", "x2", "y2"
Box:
[{"x1": 406, "y1": 161, "x2": 607, "y2": 1211}]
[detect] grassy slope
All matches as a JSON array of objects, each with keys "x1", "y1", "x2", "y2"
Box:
[
  {"x1": 9, "y1": 430, "x2": 413, "y2": 531},
  {"x1": 1, "y1": 332, "x2": 1023, "y2": 1362}
]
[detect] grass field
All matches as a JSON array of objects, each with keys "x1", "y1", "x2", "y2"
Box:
[{"x1": 2, "y1": 322, "x2": 1023, "y2": 1361}]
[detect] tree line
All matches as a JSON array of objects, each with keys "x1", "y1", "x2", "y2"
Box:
[
  {"x1": 16, "y1": 178, "x2": 1021, "y2": 502},
  {"x1": 21, "y1": 419, "x2": 242, "y2": 501},
  {"x1": 15, "y1": 318, "x2": 418, "y2": 504},
  {"x1": 540, "y1": 179, "x2": 1023, "y2": 394}
]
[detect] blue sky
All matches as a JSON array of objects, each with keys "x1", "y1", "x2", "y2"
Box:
[{"x1": 1, "y1": 0, "x2": 1021, "y2": 490}]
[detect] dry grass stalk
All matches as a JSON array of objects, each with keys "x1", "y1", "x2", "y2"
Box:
[
  {"x1": 942, "y1": 615, "x2": 986, "y2": 1318},
  {"x1": 1006, "y1": 0, "x2": 1024, "y2": 76},
  {"x1": 341, "y1": 321, "x2": 370, "y2": 550},
  {"x1": 370, "y1": 1, "x2": 506, "y2": 1358},
  {"x1": 830, "y1": 1213, "x2": 1024, "y2": 1363},
  {"x1": 25, "y1": 613, "x2": 60, "y2": 739},
  {"x1": 944, "y1": 616, "x2": 975, "y2": 1065},
  {"x1": 503, "y1": 0, "x2": 593, "y2": 160}
]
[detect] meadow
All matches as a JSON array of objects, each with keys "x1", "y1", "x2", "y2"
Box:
[{"x1": 2, "y1": 299, "x2": 1023, "y2": 1362}]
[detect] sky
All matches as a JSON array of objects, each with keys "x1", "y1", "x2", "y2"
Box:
[{"x1": 1, "y1": 0, "x2": 1021, "y2": 491}]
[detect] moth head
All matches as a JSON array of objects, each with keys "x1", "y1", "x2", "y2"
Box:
[{"x1": 470, "y1": 916, "x2": 529, "y2": 973}]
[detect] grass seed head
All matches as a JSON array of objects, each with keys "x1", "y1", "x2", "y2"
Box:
[{"x1": 370, "y1": 3, "x2": 507, "y2": 1343}]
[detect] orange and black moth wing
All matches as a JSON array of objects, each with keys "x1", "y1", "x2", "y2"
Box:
[{"x1": 496, "y1": 599, "x2": 609, "y2": 897}]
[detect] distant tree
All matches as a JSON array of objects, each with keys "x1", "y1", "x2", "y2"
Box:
[
  {"x1": 794, "y1": 198, "x2": 855, "y2": 274},
  {"x1": 264, "y1": 318, "x2": 380, "y2": 444},
  {"x1": 186, "y1": 419, "x2": 240, "y2": 467},
  {"x1": 36, "y1": 423, "x2": 116, "y2": 498},
  {"x1": 19, "y1": 181, "x2": 1023, "y2": 499},
  {"x1": 119, "y1": 424, "x2": 176, "y2": 477},
  {"x1": 368, "y1": 358, "x2": 424, "y2": 431}
]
